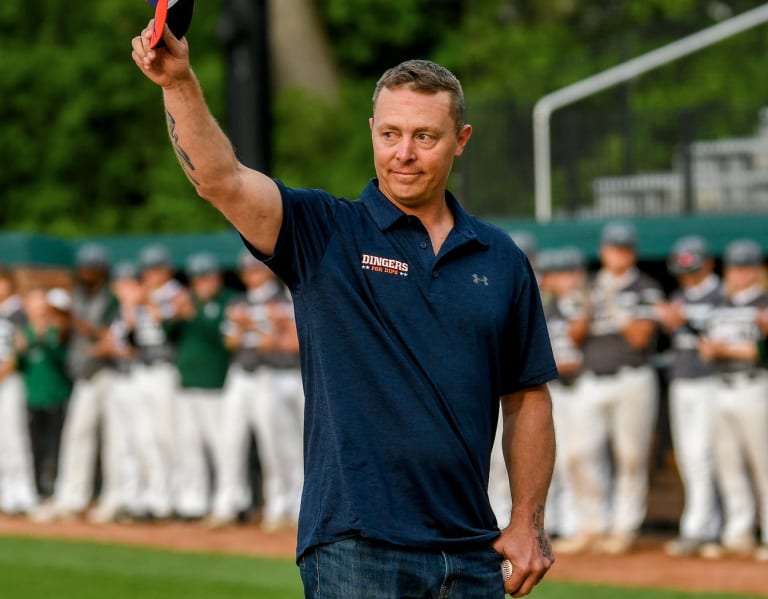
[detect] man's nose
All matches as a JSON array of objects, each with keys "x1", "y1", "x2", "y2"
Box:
[{"x1": 395, "y1": 138, "x2": 415, "y2": 162}]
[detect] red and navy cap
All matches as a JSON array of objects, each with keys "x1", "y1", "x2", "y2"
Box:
[
  {"x1": 147, "y1": 0, "x2": 195, "y2": 48},
  {"x1": 667, "y1": 235, "x2": 709, "y2": 275}
]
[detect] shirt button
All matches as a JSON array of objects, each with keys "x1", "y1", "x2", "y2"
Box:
[
  {"x1": 432, "y1": 270, "x2": 439, "y2": 278},
  {"x1": 419, "y1": 241, "x2": 428, "y2": 250}
]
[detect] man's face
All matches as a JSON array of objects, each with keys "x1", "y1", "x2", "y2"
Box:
[
  {"x1": 191, "y1": 272, "x2": 222, "y2": 300},
  {"x1": 369, "y1": 87, "x2": 471, "y2": 212},
  {"x1": 141, "y1": 266, "x2": 172, "y2": 291},
  {"x1": 600, "y1": 244, "x2": 636, "y2": 275}
]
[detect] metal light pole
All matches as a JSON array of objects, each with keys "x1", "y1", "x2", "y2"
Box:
[{"x1": 218, "y1": 0, "x2": 272, "y2": 173}]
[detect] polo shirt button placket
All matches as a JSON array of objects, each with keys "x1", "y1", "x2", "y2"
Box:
[
  {"x1": 432, "y1": 270, "x2": 439, "y2": 279},
  {"x1": 419, "y1": 241, "x2": 428, "y2": 250}
]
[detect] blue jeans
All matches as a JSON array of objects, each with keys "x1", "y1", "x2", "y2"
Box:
[{"x1": 299, "y1": 537, "x2": 504, "y2": 598}]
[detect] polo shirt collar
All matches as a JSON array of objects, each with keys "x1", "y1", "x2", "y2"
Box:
[{"x1": 360, "y1": 178, "x2": 487, "y2": 246}]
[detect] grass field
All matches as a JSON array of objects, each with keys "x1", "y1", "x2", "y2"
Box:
[{"x1": 0, "y1": 535, "x2": 763, "y2": 599}]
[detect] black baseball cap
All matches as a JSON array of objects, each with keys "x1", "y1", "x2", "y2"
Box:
[
  {"x1": 667, "y1": 235, "x2": 710, "y2": 275},
  {"x1": 601, "y1": 221, "x2": 637, "y2": 249},
  {"x1": 148, "y1": 0, "x2": 195, "y2": 49},
  {"x1": 724, "y1": 239, "x2": 763, "y2": 267}
]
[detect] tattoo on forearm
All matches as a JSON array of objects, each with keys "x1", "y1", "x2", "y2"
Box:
[
  {"x1": 166, "y1": 110, "x2": 200, "y2": 186},
  {"x1": 533, "y1": 504, "x2": 554, "y2": 561}
]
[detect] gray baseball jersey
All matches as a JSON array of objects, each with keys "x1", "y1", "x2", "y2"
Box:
[
  {"x1": 668, "y1": 274, "x2": 722, "y2": 380},
  {"x1": 542, "y1": 290, "x2": 585, "y2": 380},
  {"x1": 134, "y1": 279, "x2": 183, "y2": 364},
  {"x1": 705, "y1": 285, "x2": 768, "y2": 375},
  {"x1": 582, "y1": 268, "x2": 663, "y2": 374}
]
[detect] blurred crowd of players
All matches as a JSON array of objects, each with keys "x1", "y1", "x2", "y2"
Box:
[
  {"x1": 489, "y1": 223, "x2": 768, "y2": 563},
  {"x1": 1, "y1": 222, "x2": 767, "y2": 563},
  {"x1": 0, "y1": 243, "x2": 303, "y2": 531}
]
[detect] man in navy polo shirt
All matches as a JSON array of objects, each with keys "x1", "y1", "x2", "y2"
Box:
[{"x1": 133, "y1": 23, "x2": 557, "y2": 599}]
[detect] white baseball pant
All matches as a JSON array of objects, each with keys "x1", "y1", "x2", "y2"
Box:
[
  {"x1": 668, "y1": 376, "x2": 721, "y2": 540},
  {"x1": 711, "y1": 372, "x2": 768, "y2": 546},
  {"x1": 174, "y1": 387, "x2": 227, "y2": 518},
  {"x1": 567, "y1": 366, "x2": 658, "y2": 535},
  {"x1": 52, "y1": 369, "x2": 114, "y2": 512},
  {"x1": 0, "y1": 373, "x2": 38, "y2": 513},
  {"x1": 211, "y1": 365, "x2": 260, "y2": 521},
  {"x1": 545, "y1": 380, "x2": 580, "y2": 538},
  {"x1": 131, "y1": 362, "x2": 178, "y2": 518},
  {"x1": 96, "y1": 370, "x2": 143, "y2": 516}
]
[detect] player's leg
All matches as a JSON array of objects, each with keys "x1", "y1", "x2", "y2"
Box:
[
  {"x1": 554, "y1": 373, "x2": 611, "y2": 553},
  {"x1": 174, "y1": 388, "x2": 209, "y2": 519},
  {"x1": 0, "y1": 374, "x2": 38, "y2": 514},
  {"x1": 270, "y1": 369, "x2": 304, "y2": 526},
  {"x1": 604, "y1": 366, "x2": 657, "y2": 552},
  {"x1": 711, "y1": 383, "x2": 756, "y2": 554},
  {"x1": 251, "y1": 367, "x2": 285, "y2": 530},
  {"x1": 209, "y1": 366, "x2": 253, "y2": 525},
  {"x1": 665, "y1": 377, "x2": 720, "y2": 555},
  {"x1": 732, "y1": 376, "x2": 768, "y2": 552},
  {"x1": 48, "y1": 374, "x2": 104, "y2": 514}
]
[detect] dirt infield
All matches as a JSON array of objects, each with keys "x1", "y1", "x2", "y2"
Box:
[{"x1": 0, "y1": 515, "x2": 765, "y2": 596}]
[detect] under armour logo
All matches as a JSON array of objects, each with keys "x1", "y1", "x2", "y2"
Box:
[{"x1": 472, "y1": 274, "x2": 489, "y2": 286}]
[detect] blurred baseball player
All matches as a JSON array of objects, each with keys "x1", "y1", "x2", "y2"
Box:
[
  {"x1": 167, "y1": 252, "x2": 233, "y2": 519},
  {"x1": 537, "y1": 247, "x2": 588, "y2": 540},
  {"x1": 0, "y1": 267, "x2": 38, "y2": 515},
  {"x1": 656, "y1": 236, "x2": 723, "y2": 556},
  {"x1": 89, "y1": 261, "x2": 145, "y2": 522},
  {"x1": 557, "y1": 221, "x2": 663, "y2": 555},
  {"x1": 32, "y1": 244, "x2": 117, "y2": 522},
  {"x1": 698, "y1": 239, "x2": 768, "y2": 561},
  {"x1": 131, "y1": 244, "x2": 183, "y2": 518},
  {"x1": 210, "y1": 250, "x2": 303, "y2": 530}
]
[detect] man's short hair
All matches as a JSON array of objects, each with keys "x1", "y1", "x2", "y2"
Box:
[{"x1": 372, "y1": 59, "x2": 465, "y2": 132}]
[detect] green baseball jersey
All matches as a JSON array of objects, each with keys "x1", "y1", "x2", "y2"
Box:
[
  {"x1": 167, "y1": 288, "x2": 233, "y2": 390},
  {"x1": 18, "y1": 324, "x2": 72, "y2": 408}
]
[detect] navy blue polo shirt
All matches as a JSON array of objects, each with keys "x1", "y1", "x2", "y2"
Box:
[{"x1": 246, "y1": 179, "x2": 557, "y2": 559}]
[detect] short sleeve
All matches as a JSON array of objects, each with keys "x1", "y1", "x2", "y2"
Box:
[
  {"x1": 242, "y1": 180, "x2": 339, "y2": 291},
  {"x1": 500, "y1": 256, "x2": 558, "y2": 394}
]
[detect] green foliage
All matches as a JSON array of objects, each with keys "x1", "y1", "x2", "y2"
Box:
[
  {"x1": 4, "y1": 0, "x2": 768, "y2": 231},
  {"x1": 0, "y1": 0, "x2": 227, "y2": 236},
  {"x1": 317, "y1": 0, "x2": 462, "y2": 75}
]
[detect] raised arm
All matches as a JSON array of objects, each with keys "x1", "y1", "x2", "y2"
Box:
[
  {"x1": 492, "y1": 383, "x2": 555, "y2": 598},
  {"x1": 131, "y1": 23, "x2": 282, "y2": 256}
]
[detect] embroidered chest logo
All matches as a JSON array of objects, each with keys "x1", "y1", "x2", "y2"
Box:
[
  {"x1": 361, "y1": 254, "x2": 409, "y2": 277},
  {"x1": 472, "y1": 274, "x2": 489, "y2": 286}
]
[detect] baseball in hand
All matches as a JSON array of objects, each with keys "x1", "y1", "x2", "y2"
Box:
[{"x1": 501, "y1": 559, "x2": 514, "y2": 581}]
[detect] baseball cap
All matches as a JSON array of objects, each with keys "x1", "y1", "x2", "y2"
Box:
[
  {"x1": 185, "y1": 251, "x2": 220, "y2": 277},
  {"x1": 601, "y1": 221, "x2": 637, "y2": 249},
  {"x1": 112, "y1": 261, "x2": 139, "y2": 281},
  {"x1": 75, "y1": 243, "x2": 110, "y2": 270},
  {"x1": 148, "y1": 0, "x2": 195, "y2": 49},
  {"x1": 538, "y1": 246, "x2": 585, "y2": 274},
  {"x1": 667, "y1": 235, "x2": 710, "y2": 275},
  {"x1": 46, "y1": 288, "x2": 71, "y2": 312},
  {"x1": 509, "y1": 230, "x2": 538, "y2": 259},
  {"x1": 723, "y1": 239, "x2": 763, "y2": 267},
  {"x1": 139, "y1": 244, "x2": 172, "y2": 270},
  {"x1": 238, "y1": 249, "x2": 267, "y2": 271}
]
